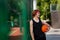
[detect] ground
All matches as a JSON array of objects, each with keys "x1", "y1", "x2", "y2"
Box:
[{"x1": 46, "y1": 27, "x2": 60, "y2": 40}]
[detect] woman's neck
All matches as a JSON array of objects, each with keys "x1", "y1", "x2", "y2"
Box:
[
  {"x1": 33, "y1": 16, "x2": 39, "y2": 20},
  {"x1": 33, "y1": 16, "x2": 39, "y2": 23}
]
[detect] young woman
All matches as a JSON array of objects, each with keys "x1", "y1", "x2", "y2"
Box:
[{"x1": 30, "y1": 10, "x2": 50, "y2": 40}]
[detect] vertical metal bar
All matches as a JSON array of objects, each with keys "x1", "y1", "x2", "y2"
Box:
[
  {"x1": 19, "y1": 0, "x2": 33, "y2": 40},
  {"x1": 20, "y1": 0, "x2": 28, "y2": 40},
  {"x1": 0, "y1": 0, "x2": 9, "y2": 40}
]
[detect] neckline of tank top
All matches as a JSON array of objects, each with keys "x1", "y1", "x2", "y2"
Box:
[{"x1": 33, "y1": 18, "x2": 40, "y2": 23}]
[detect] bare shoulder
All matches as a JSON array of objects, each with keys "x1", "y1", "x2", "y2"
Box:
[{"x1": 30, "y1": 20, "x2": 33, "y2": 24}]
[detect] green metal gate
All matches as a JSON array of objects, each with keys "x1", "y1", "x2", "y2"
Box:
[
  {"x1": 0, "y1": 0, "x2": 10, "y2": 40},
  {"x1": 0, "y1": 0, "x2": 33, "y2": 40}
]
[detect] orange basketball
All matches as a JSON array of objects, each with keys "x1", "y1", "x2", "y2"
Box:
[{"x1": 41, "y1": 25, "x2": 49, "y2": 32}]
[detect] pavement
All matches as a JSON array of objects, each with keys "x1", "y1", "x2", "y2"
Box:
[
  {"x1": 46, "y1": 27, "x2": 60, "y2": 40},
  {"x1": 9, "y1": 27, "x2": 60, "y2": 40}
]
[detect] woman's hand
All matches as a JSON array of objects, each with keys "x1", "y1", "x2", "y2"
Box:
[{"x1": 42, "y1": 20, "x2": 51, "y2": 32}]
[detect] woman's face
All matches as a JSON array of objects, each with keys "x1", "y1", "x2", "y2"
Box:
[{"x1": 36, "y1": 12, "x2": 40, "y2": 18}]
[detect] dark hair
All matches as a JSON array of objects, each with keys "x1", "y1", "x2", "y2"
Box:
[{"x1": 32, "y1": 10, "x2": 40, "y2": 17}]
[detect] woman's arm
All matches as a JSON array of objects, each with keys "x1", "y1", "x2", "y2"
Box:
[
  {"x1": 30, "y1": 20, "x2": 35, "y2": 40},
  {"x1": 41, "y1": 20, "x2": 50, "y2": 31},
  {"x1": 41, "y1": 20, "x2": 50, "y2": 26}
]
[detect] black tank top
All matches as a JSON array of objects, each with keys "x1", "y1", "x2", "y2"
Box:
[{"x1": 32, "y1": 18, "x2": 45, "y2": 37}]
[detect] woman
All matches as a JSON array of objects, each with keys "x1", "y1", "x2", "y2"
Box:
[{"x1": 30, "y1": 10, "x2": 50, "y2": 40}]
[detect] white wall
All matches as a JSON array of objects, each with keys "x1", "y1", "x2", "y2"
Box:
[{"x1": 33, "y1": 0, "x2": 37, "y2": 10}]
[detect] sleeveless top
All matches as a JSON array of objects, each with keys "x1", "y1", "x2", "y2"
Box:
[{"x1": 32, "y1": 18, "x2": 45, "y2": 38}]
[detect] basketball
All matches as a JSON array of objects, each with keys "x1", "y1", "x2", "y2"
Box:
[{"x1": 41, "y1": 24, "x2": 49, "y2": 32}]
